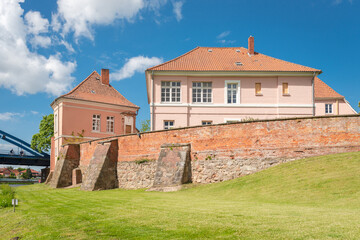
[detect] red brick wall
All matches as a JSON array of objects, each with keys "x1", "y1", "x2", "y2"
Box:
[{"x1": 79, "y1": 115, "x2": 360, "y2": 167}]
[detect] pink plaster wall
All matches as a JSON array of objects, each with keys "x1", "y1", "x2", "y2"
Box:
[
  {"x1": 151, "y1": 75, "x2": 315, "y2": 130},
  {"x1": 315, "y1": 99, "x2": 357, "y2": 116},
  {"x1": 52, "y1": 99, "x2": 137, "y2": 169}
]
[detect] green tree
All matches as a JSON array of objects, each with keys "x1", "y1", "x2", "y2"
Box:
[
  {"x1": 31, "y1": 114, "x2": 54, "y2": 153},
  {"x1": 140, "y1": 120, "x2": 151, "y2": 132},
  {"x1": 22, "y1": 168, "x2": 33, "y2": 179}
]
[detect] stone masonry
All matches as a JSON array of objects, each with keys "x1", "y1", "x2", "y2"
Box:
[
  {"x1": 50, "y1": 144, "x2": 80, "y2": 188},
  {"x1": 117, "y1": 160, "x2": 157, "y2": 189},
  {"x1": 149, "y1": 143, "x2": 191, "y2": 191},
  {"x1": 63, "y1": 115, "x2": 359, "y2": 191},
  {"x1": 81, "y1": 140, "x2": 118, "y2": 191}
]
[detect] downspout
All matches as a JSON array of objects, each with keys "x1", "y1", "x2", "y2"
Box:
[
  {"x1": 151, "y1": 70, "x2": 155, "y2": 131},
  {"x1": 312, "y1": 72, "x2": 316, "y2": 116}
]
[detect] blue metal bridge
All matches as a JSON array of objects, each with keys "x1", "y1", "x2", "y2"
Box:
[{"x1": 0, "y1": 130, "x2": 50, "y2": 167}]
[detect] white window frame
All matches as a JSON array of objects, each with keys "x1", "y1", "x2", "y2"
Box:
[
  {"x1": 202, "y1": 121, "x2": 213, "y2": 125},
  {"x1": 224, "y1": 80, "x2": 241, "y2": 104},
  {"x1": 164, "y1": 120, "x2": 174, "y2": 130},
  {"x1": 106, "y1": 116, "x2": 114, "y2": 133},
  {"x1": 92, "y1": 114, "x2": 101, "y2": 132},
  {"x1": 325, "y1": 103, "x2": 333, "y2": 114},
  {"x1": 161, "y1": 81, "x2": 181, "y2": 103},
  {"x1": 192, "y1": 82, "x2": 213, "y2": 103}
]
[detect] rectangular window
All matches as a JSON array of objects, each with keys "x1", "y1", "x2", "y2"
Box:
[
  {"x1": 255, "y1": 83, "x2": 262, "y2": 95},
  {"x1": 202, "y1": 121, "x2": 212, "y2": 125},
  {"x1": 192, "y1": 82, "x2": 212, "y2": 103},
  {"x1": 325, "y1": 104, "x2": 333, "y2": 114},
  {"x1": 282, "y1": 83, "x2": 289, "y2": 95},
  {"x1": 226, "y1": 83, "x2": 238, "y2": 103},
  {"x1": 164, "y1": 120, "x2": 174, "y2": 130},
  {"x1": 161, "y1": 81, "x2": 181, "y2": 102},
  {"x1": 106, "y1": 116, "x2": 114, "y2": 133},
  {"x1": 92, "y1": 114, "x2": 100, "y2": 132}
]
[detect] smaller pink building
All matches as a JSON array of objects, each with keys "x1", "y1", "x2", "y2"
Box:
[{"x1": 50, "y1": 69, "x2": 139, "y2": 170}]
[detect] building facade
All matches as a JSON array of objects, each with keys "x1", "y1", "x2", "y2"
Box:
[
  {"x1": 146, "y1": 36, "x2": 356, "y2": 131},
  {"x1": 50, "y1": 69, "x2": 139, "y2": 169}
]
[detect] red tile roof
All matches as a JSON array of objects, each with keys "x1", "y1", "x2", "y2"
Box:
[
  {"x1": 53, "y1": 71, "x2": 139, "y2": 109},
  {"x1": 314, "y1": 77, "x2": 343, "y2": 99},
  {"x1": 148, "y1": 47, "x2": 321, "y2": 72}
]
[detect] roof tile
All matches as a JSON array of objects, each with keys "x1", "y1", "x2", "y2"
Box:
[
  {"x1": 314, "y1": 77, "x2": 343, "y2": 99},
  {"x1": 55, "y1": 71, "x2": 139, "y2": 108},
  {"x1": 148, "y1": 47, "x2": 321, "y2": 72}
]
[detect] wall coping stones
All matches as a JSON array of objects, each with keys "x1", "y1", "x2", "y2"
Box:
[{"x1": 78, "y1": 114, "x2": 360, "y2": 146}]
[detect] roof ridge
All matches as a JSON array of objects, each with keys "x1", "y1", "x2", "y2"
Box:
[
  {"x1": 63, "y1": 70, "x2": 99, "y2": 97},
  {"x1": 147, "y1": 47, "x2": 200, "y2": 71}
]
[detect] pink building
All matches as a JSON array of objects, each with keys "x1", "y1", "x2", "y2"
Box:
[
  {"x1": 50, "y1": 69, "x2": 139, "y2": 169},
  {"x1": 146, "y1": 36, "x2": 356, "y2": 130}
]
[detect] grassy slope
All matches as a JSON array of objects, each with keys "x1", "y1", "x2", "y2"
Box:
[{"x1": 1, "y1": 151, "x2": 360, "y2": 240}]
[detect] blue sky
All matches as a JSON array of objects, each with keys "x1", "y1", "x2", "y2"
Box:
[{"x1": 0, "y1": 0, "x2": 359, "y2": 151}]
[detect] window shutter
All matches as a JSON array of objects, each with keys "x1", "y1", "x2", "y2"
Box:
[
  {"x1": 283, "y1": 83, "x2": 289, "y2": 95},
  {"x1": 255, "y1": 83, "x2": 261, "y2": 94}
]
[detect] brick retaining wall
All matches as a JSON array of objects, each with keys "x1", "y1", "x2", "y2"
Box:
[{"x1": 77, "y1": 115, "x2": 360, "y2": 188}]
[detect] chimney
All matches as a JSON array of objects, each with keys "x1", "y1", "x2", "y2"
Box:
[
  {"x1": 248, "y1": 36, "x2": 254, "y2": 55},
  {"x1": 101, "y1": 69, "x2": 109, "y2": 85}
]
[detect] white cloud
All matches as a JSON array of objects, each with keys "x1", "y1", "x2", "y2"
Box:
[
  {"x1": 111, "y1": 56, "x2": 163, "y2": 81},
  {"x1": 0, "y1": 112, "x2": 22, "y2": 121},
  {"x1": 218, "y1": 39, "x2": 236, "y2": 44},
  {"x1": 172, "y1": 1, "x2": 184, "y2": 22},
  {"x1": 216, "y1": 31, "x2": 235, "y2": 44},
  {"x1": 25, "y1": 11, "x2": 49, "y2": 35},
  {"x1": 55, "y1": 0, "x2": 171, "y2": 40},
  {"x1": 31, "y1": 111, "x2": 39, "y2": 115},
  {"x1": 147, "y1": 0, "x2": 168, "y2": 11},
  {"x1": 0, "y1": 0, "x2": 76, "y2": 96},
  {"x1": 217, "y1": 31, "x2": 230, "y2": 39},
  {"x1": 56, "y1": 0, "x2": 145, "y2": 40},
  {"x1": 29, "y1": 35, "x2": 51, "y2": 48}
]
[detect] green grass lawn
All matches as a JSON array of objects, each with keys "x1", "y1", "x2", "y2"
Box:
[{"x1": 1, "y1": 151, "x2": 360, "y2": 240}]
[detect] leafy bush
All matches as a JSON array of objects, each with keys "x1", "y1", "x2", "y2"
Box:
[{"x1": 0, "y1": 184, "x2": 15, "y2": 208}]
